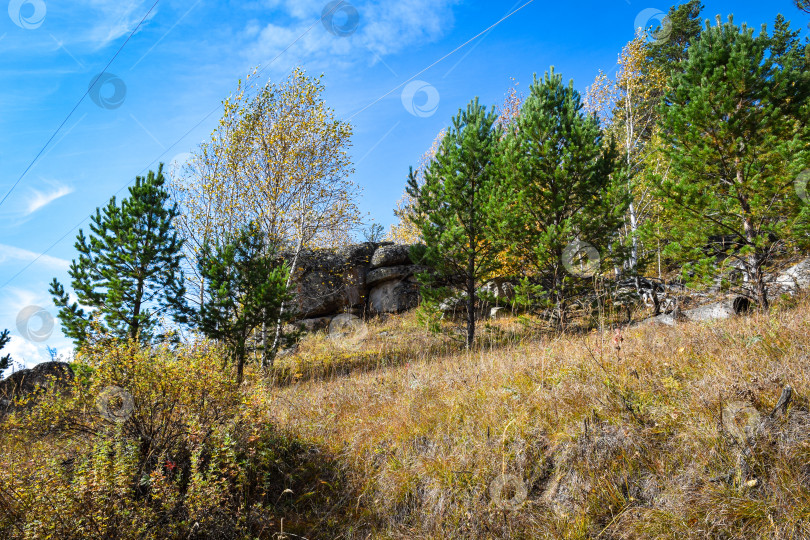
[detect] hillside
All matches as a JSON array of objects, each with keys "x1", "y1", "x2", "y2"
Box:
[
  {"x1": 2, "y1": 2, "x2": 809, "y2": 538},
  {"x1": 3, "y1": 292, "x2": 810, "y2": 538}
]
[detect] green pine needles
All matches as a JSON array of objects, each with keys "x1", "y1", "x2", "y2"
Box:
[
  {"x1": 658, "y1": 15, "x2": 810, "y2": 308},
  {"x1": 0, "y1": 329, "x2": 11, "y2": 375},
  {"x1": 407, "y1": 98, "x2": 502, "y2": 349},
  {"x1": 493, "y1": 69, "x2": 626, "y2": 325},
  {"x1": 196, "y1": 224, "x2": 291, "y2": 383},
  {"x1": 50, "y1": 165, "x2": 189, "y2": 346}
]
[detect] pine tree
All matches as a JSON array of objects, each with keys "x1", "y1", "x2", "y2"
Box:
[
  {"x1": 647, "y1": 0, "x2": 705, "y2": 74},
  {"x1": 0, "y1": 329, "x2": 11, "y2": 376},
  {"x1": 407, "y1": 98, "x2": 501, "y2": 349},
  {"x1": 658, "y1": 15, "x2": 810, "y2": 308},
  {"x1": 493, "y1": 69, "x2": 625, "y2": 325},
  {"x1": 50, "y1": 165, "x2": 188, "y2": 345},
  {"x1": 196, "y1": 224, "x2": 290, "y2": 383}
]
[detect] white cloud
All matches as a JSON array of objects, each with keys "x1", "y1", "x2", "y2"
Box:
[
  {"x1": 361, "y1": 0, "x2": 459, "y2": 56},
  {"x1": 246, "y1": 0, "x2": 459, "y2": 64},
  {"x1": 25, "y1": 183, "x2": 74, "y2": 215},
  {"x1": 0, "y1": 288, "x2": 73, "y2": 376},
  {"x1": 0, "y1": 244, "x2": 70, "y2": 271},
  {"x1": 2, "y1": 0, "x2": 159, "y2": 54},
  {"x1": 2, "y1": 336, "x2": 45, "y2": 370},
  {"x1": 82, "y1": 0, "x2": 158, "y2": 49}
]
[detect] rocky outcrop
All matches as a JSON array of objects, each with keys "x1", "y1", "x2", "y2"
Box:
[
  {"x1": 636, "y1": 295, "x2": 753, "y2": 327},
  {"x1": 770, "y1": 258, "x2": 810, "y2": 294},
  {"x1": 369, "y1": 280, "x2": 421, "y2": 314},
  {"x1": 682, "y1": 299, "x2": 737, "y2": 321},
  {"x1": 480, "y1": 279, "x2": 516, "y2": 305},
  {"x1": 284, "y1": 243, "x2": 425, "y2": 331},
  {"x1": 370, "y1": 244, "x2": 414, "y2": 268},
  {"x1": 0, "y1": 361, "x2": 73, "y2": 415}
]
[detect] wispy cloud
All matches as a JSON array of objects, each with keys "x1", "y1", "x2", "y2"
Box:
[
  {"x1": 25, "y1": 183, "x2": 74, "y2": 215},
  {"x1": 4, "y1": 0, "x2": 157, "y2": 55},
  {"x1": 0, "y1": 244, "x2": 70, "y2": 270},
  {"x1": 245, "y1": 0, "x2": 460, "y2": 65},
  {"x1": 82, "y1": 0, "x2": 158, "y2": 50}
]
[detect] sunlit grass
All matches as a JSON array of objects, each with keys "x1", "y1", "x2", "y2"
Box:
[
  {"x1": 266, "y1": 292, "x2": 810, "y2": 538},
  {"x1": 3, "y1": 294, "x2": 810, "y2": 538}
]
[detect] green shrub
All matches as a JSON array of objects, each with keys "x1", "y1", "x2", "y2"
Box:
[{"x1": 0, "y1": 340, "x2": 349, "y2": 539}]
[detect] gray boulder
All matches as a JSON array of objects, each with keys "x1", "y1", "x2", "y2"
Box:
[
  {"x1": 439, "y1": 292, "x2": 467, "y2": 313},
  {"x1": 336, "y1": 242, "x2": 386, "y2": 266},
  {"x1": 369, "y1": 280, "x2": 420, "y2": 313},
  {"x1": 683, "y1": 296, "x2": 752, "y2": 322},
  {"x1": 0, "y1": 362, "x2": 73, "y2": 414},
  {"x1": 370, "y1": 244, "x2": 413, "y2": 269},
  {"x1": 772, "y1": 258, "x2": 810, "y2": 292},
  {"x1": 287, "y1": 249, "x2": 368, "y2": 318},
  {"x1": 366, "y1": 265, "x2": 412, "y2": 287},
  {"x1": 683, "y1": 301, "x2": 734, "y2": 322},
  {"x1": 635, "y1": 313, "x2": 677, "y2": 327},
  {"x1": 366, "y1": 265, "x2": 427, "y2": 287},
  {"x1": 279, "y1": 242, "x2": 425, "y2": 321}
]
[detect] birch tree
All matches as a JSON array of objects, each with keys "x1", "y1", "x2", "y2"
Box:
[
  {"x1": 585, "y1": 1, "x2": 704, "y2": 282},
  {"x1": 171, "y1": 68, "x2": 360, "y2": 366}
]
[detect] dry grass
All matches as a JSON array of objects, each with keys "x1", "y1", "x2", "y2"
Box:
[
  {"x1": 4, "y1": 295, "x2": 810, "y2": 538},
  {"x1": 266, "y1": 294, "x2": 810, "y2": 538}
]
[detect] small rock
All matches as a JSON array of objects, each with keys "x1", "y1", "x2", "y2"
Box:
[{"x1": 772, "y1": 258, "x2": 810, "y2": 291}]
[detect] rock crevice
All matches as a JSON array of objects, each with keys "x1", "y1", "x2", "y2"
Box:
[{"x1": 285, "y1": 242, "x2": 424, "y2": 330}]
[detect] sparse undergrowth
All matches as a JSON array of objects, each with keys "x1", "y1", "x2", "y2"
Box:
[{"x1": 3, "y1": 295, "x2": 810, "y2": 538}]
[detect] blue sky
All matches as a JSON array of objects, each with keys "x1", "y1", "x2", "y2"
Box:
[{"x1": 1, "y1": 0, "x2": 806, "y2": 370}]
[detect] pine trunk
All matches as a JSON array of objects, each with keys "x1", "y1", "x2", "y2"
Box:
[{"x1": 466, "y1": 250, "x2": 476, "y2": 350}]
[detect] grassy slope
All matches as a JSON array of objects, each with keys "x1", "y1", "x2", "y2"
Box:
[{"x1": 269, "y1": 295, "x2": 810, "y2": 539}]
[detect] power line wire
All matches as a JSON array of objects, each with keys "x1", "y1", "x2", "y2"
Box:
[
  {"x1": 347, "y1": 0, "x2": 538, "y2": 120},
  {"x1": 1, "y1": 1, "x2": 344, "y2": 289},
  {"x1": 1, "y1": 0, "x2": 537, "y2": 289},
  {"x1": 0, "y1": 0, "x2": 161, "y2": 210}
]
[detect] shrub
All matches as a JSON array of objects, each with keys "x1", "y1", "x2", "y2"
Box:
[{"x1": 0, "y1": 340, "x2": 351, "y2": 539}]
